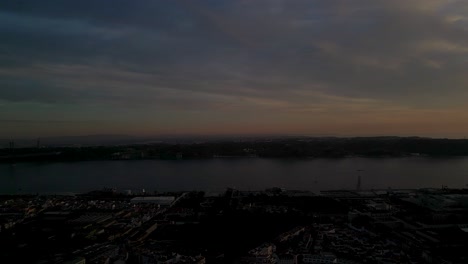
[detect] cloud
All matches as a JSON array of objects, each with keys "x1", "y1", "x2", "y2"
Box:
[
  {"x1": 1, "y1": 0, "x2": 468, "y2": 136},
  {"x1": 0, "y1": 119, "x2": 88, "y2": 124}
]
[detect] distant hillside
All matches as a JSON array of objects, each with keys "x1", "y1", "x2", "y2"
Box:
[{"x1": 2, "y1": 137, "x2": 468, "y2": 163}]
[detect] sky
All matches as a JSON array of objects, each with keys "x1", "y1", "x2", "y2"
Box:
[{"x1": 1, "y1": 0, "x2": 468, "y2": 138}]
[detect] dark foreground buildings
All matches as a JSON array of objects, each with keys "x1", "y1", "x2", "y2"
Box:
[{"x1": 1, "y1": 187, "x2": 468, "y2": 263}]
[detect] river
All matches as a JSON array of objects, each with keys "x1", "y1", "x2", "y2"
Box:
[{"x1": 1, "y1": 157, "x2": 468, "y2": 194}]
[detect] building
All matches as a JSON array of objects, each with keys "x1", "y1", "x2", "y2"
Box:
[
  {"x1": 300, "y1": 254, "x2": 355, "y2": 264},
  {"x1": 130, "y1": 196, "x2": 175, "y2": 207},
  {"x1": 61, "y1": 257, "x2": 86, "y2": 264},
  {"x1": 243, "y1": 244, "x2": 277, "y2": 264}
]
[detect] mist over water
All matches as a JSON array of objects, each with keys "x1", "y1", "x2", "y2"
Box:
[{"x1": 1, "y1": 157, "x2": 467, "y2": 194}]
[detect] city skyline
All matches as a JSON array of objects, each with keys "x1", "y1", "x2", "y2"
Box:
[{"x1": 2, "y1": 0, "x2": 468, "y2": 138}]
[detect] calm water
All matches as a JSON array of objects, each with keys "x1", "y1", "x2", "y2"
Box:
[{"x1": 1, "y1": 158, "x2": 468, "y2": 194}]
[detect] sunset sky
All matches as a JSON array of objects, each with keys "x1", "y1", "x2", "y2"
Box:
[{"x1": 1, "y1": 0, "x2": 468, "y2": 138}]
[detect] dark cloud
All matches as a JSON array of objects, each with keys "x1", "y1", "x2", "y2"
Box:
[
  {"x1": 0, "y1": 119, "x2": 85, "y2": 124},
  {"x1": 1, "y1": 0, "x2": 468, "y2": 136}
]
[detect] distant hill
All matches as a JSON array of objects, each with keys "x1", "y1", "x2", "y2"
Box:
[
  {"x1": 0, "y1": 135, "x2": 142, "y2": 148},
  {"x1": 2, "y1": 136, "x2": 468, "y2": 163},
  {"x1": 0, "y1": 134, "x2": 313, "y2": 148}
]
